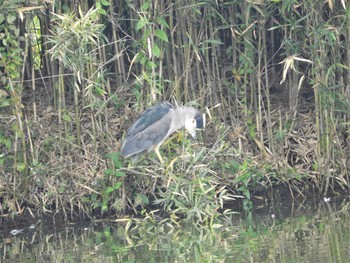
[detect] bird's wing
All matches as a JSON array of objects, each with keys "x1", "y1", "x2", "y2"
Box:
[
  {"x1": 126, "y1": 101, "x2": 174, "y2": 137},
  {"x1": 121, "y1": 112, "x2": 173, "y2": 157}
]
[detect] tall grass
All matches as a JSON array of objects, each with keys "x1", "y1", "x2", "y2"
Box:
[{"x1": 0, "y1": 0, "x2": 349, "y2": 220}]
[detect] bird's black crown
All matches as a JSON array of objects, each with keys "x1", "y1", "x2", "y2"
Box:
[{"x1": 195, "y1": 112, "x2": 205, "y2": 129}]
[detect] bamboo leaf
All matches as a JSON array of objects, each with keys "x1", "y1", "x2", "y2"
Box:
[
  {"x1": 113, "y1": 182, "x2": 122, "y2": 190},
  {"x1": 105, "y1": 186, "x2": 114, "y2": 193},
  {"x1": 98, "y1": 8, "x2": 107, "y2": 16},
  {"x1": 152, "y1": 44, "x2": 161, "y2": 57},
  {"x1": 101, "y1": 0, "x2": 110, "y2": 6},
  {"x1": 141, "y1": 2, "x2": 150, "y2": 11},
  {"x1": 155, "y1": 29, "x2": 168, "y2": 42},
  {"x1": 136, "y1": 17, "x2": 148, "y2": 31},
  {"x1": 157, "y1": 17, "x2": 169, "y2": 29}
]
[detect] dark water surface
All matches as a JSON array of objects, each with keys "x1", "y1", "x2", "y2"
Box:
[{"x1": 0, "y1": 194, "x2": 349, "y2": 263}]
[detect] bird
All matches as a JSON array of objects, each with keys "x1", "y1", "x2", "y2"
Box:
[{"x1": 121, "y1": 101, "x2": 205, "y2": 164}]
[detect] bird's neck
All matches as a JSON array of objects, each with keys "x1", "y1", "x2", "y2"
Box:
[{"x1": 171, "y1": 107, "x2": 194, "y2": 131}]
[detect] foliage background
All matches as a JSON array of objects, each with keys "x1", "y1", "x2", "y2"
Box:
[{"x1": 0, "y1": 0, "x2": 349, "y2": 220}]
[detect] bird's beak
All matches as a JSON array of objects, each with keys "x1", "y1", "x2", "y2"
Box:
[{"x1": 189, "y1": 131, "x2": 196, "y2": 139}]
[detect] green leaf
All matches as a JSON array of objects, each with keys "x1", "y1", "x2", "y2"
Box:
[
  {"x1": 156, "y1": 17, "x2": 169, "y2": 29},
  {"x1": 93, "y1": 202, "x2": 101, "y2": 209},
  {"x1": 141, "y1": 2, "x2": 150, "y2": 11},
  {"x1": 98, "y1": 8, "x2": 107, "y2": 16},
  {"x1": 6, "y1": 15, "x2": 16, "y2": 24},
  {"x1": 136, "y1": 17, "x2": 148, "y2": 31},
  {"x1": 113, "y1": 182, "x2": 122, "y2": 190},
  {"x1": 104, "y1": 169, "x2": 113, "y2": 176},
  {"x1": 106, "y1": 152, "x2": 122, "y2": 168},
  {"x1": 0, "y1": 135, "x2": 12, "y2": 149},
  {"x1": 0, "y1": 100, "x2": 11, "y2": 108},
  {"x1": 105, "y1": 186, "x2": 114, "y2": 194},
  {"x1": 62, "y1": 113, "x2": 72, "y2": 122},
  {"x1": 242, "y1": 160, "x2": 248, "y2": 170},
  {"x1": 104, "y1": 228, "x2": 111, "y2": 236},
  {"x1": 94, "y1": 86, "x2": 106, "y2": 96},
  {"x1": 91, "y1": 193, "x2": 98, "y2": 201},
  {"x1": 114, "y1": 171, "x2": 125, "y2": 177},
  {"x1": 16, "y1": 162, "x2": 26, "y2": 172},
  {"x1": 101, "y1": 0, "x2": 110, "y2": 6},
  {"x1": 62, "y1": 4, "x2": 70, "y2": 12},
  {"x1": 152, "y1": 44, "x2": 161, "y2": 58},
  {"x1": 155, "y1": 29, "x2": 168, "y2": 42},
  {"x1": 58, "y1": 185, "x2": 65, "y2": 193},
  {"x1": 140, "y1": 194, "x2": 149, "y2": 205},
  {"x1": 13, "y1": 28, "x2": 20, "y2": 37},
  {"x1": 0, "y1": 14, "x2": 5, "y2": 24}
]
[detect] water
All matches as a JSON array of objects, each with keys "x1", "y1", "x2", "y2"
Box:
[{"x1": 0, "y1": 195, "x2": 349, "y2": 263}]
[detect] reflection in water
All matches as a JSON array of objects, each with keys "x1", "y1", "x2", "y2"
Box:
[{"x1": 0, "y1": 196, "x2": 349, "y2": 262}]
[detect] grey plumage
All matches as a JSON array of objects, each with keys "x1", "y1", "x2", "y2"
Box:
[{"x1": 121, "y1": 101, "x2": 205, "y2": 163}]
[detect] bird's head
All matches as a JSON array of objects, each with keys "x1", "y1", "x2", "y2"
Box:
[
  {"x1": 184, "y1": 117, "x2": 197, "y2": 138},
  {"x1": 183, "y1": 109, "x2": 205, "y2": 139}
]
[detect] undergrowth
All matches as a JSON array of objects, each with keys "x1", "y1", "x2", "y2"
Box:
[{"x1": 1, "y1": 1, "x2": 350, "y2": 226}]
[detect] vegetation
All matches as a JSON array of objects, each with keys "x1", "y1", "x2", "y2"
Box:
[
  {"x1": 0, "y1": 0, "x2": 349, "y2": 224},
  {"x1": 1, "y1": 199, "x2": 349, "y2": 262}
]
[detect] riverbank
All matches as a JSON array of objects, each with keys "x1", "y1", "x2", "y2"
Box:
[{"x1": 1, "y1": 1, "x2": 349, "y2": 224}]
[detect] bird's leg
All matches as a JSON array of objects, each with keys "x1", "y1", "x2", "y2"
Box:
[
  {"x1": 154, "y1": 147, "x2": 163, "y2": 164},
  {"x1": 166, "y1": 157, "x2": 178, "y2": 170}
]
